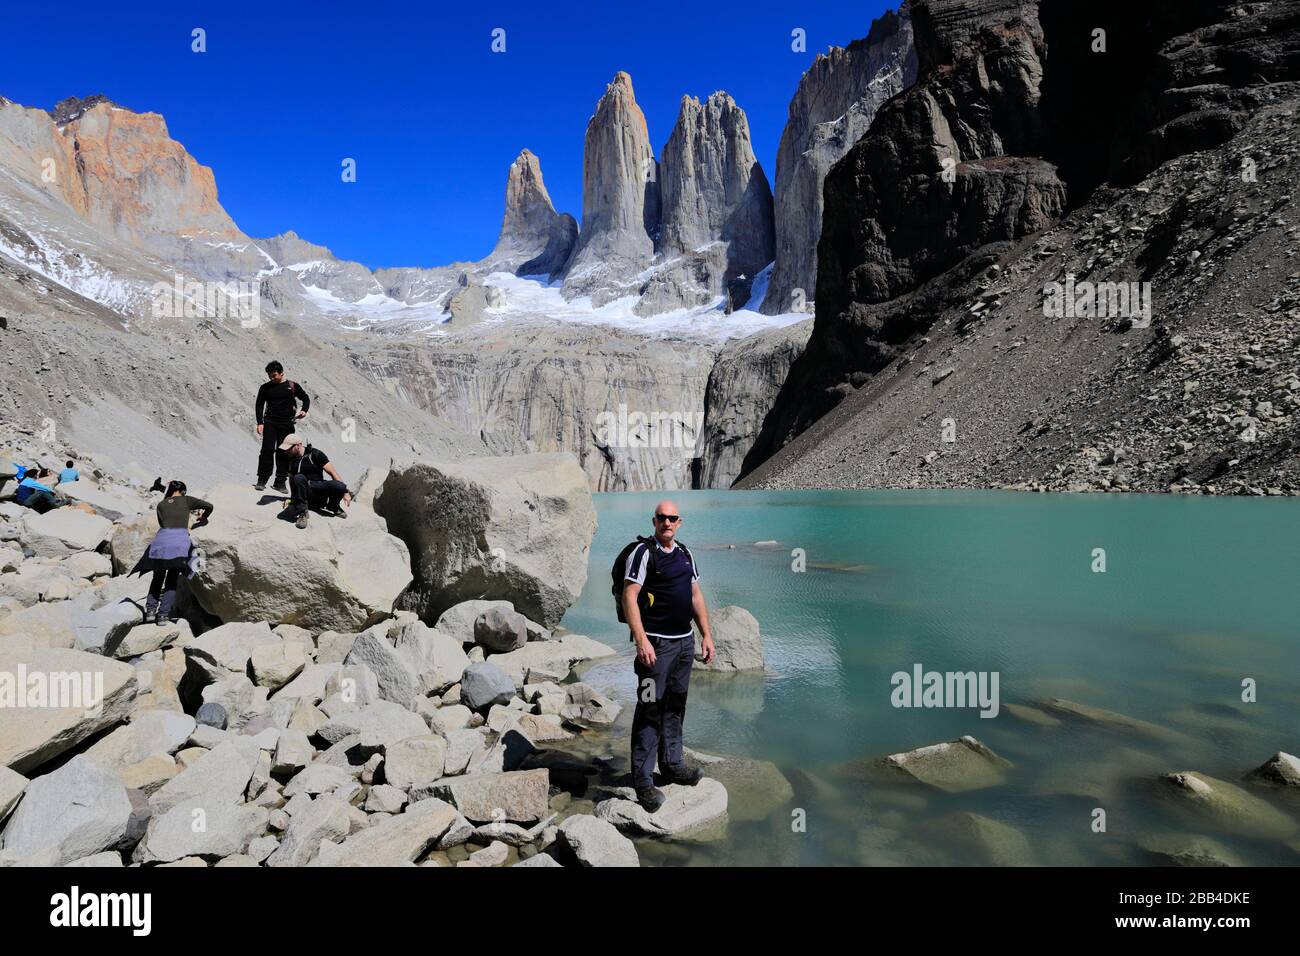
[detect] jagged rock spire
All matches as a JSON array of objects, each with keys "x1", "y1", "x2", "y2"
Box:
[
  {"x1": 560, "y1": 71, "x2": 660, "y2": 304},
  {"x1": 489, "y1": 149, "x2": 577, "y2": 280},
  {"x1": 657, "y1": 91, "x2": 774, "y2": 284}
]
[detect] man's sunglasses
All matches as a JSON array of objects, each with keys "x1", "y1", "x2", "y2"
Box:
[{"x1": 655, "y1": 513, "x2": 681, "y2": 523}]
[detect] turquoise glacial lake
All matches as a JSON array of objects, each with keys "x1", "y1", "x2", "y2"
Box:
[{"x1": 557, "y1": 489, "x2": 1300, "y2": 866}]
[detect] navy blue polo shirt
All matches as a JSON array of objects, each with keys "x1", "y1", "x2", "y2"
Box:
[{"x1": 624, "y1": 537, "x2": 700, "y2": 639}]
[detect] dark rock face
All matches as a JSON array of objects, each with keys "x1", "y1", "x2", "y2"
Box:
[
  {"x1": 48, "y1": 94, "x2": 114, "y2": 126},
  {"x1": 700, "y1": 319, "x2": 812, "y2": 488},
  {"x1": 1095, "y1": 0, "x2": 1300, "y2": 186},
  {"x1": 740, "y1": 0, "x2": 1300, "y2": 480},
  {"x1": 762, "y1": 5, "x2": 917, "y2": 316}
]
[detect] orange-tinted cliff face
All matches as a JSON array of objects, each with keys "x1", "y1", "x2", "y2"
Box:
[
  {"x1": 54, "y1": 98, "x2": 243, "y2": 244},
  {"x1": 0, "y1": 95, "x2": 244, "y2": 250}
]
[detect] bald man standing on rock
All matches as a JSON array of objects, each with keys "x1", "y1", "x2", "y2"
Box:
[{"x1": 622, "y1": 499, "x2": 716, "y2": 811}]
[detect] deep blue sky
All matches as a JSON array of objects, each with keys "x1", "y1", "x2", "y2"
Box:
[{"x1": 1, "y1": 0, "x2": 891, "y2": 269}]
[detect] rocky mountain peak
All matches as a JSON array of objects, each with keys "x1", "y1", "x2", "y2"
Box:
[
  {"x1": 559, "y1": 71, "x2": 660, "y2": 304},
  {"x1": 637, "y1": 90, "x2": 774, "y2": 315},
  {"x1": 49, "y1": 94, "x2": 118, "y2": 126},
  {"x1": 489, "y1": 149, "x2": 577, "y2": 280},
  {"x1": 761, "y1": 3, "x2": 917, "y2": 314}
]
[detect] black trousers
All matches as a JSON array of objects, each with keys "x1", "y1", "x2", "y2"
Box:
[
  {"x1": 26, "y1": 490, "x2": 63, "y2": 514},
  {"x1": 631, "y1": 633, "x2": 694, "y2": 788},
  {"x1": 147, "y1": 568, "x2": 181, "y2": 619},
  {"x1": 258, "y1": 420, "x2": 296, "y2": 484},
  {"x1": 290, "y1": 474, "x2": 347, "y2": 515}
]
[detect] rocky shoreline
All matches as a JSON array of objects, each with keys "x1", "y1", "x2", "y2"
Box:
[{"x1": 0, "y1": 422, "x2": 790, "y2": 867}]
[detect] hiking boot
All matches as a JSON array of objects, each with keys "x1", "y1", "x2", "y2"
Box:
[
  {"x1": 141, "y1": 609, "x2": 156, "y2": 625},
  {"x1": 635, "y1": 786, "x2": 666, "y2": 812},
  {"x1": 254, "y1": 482, "x2": 266, "y2": 491},
  {"x1": 330, "y1": 506, "x2": 348, "y2": 519},
  {"x1": 294, "y1": 511, "x2": 309, "y2": 530},
  {"x1": 272, "y1": 481, "x2": 288, "y2": 494},
  {"x1": 661, "y1": 763, "x2": 702, "y2": 786}
]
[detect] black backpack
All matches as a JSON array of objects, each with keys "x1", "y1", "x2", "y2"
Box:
[{"x1": 611, "y1": 536, "x2": 692, "y2": 628}]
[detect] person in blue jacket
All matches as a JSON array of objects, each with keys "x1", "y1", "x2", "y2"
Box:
[{"x1": 15, "y1": 468, "x2": 64, "y2": 513}]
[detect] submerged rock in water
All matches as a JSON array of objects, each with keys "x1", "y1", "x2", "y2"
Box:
[
  {"x1": 879, "y1": 736, "x2": 1011, "y2": 793},
  {"x1": 680, "y1": 747, "x2": 792, "y2": 823},
  {"x1": 693, "y1": 605, "x2": 763, "y2": 673},
  {"x1": 1035, "y1": 698, "x2": 1184, "y2": 742},
  {"x1": 1002, "y1": 702, "x2": 1061, "y2": 728},
  {"x1": 1030, "y1": 747, "x2": 1163, "y2": 803},
  {"x1": 1246, "y1": 751, "x2": 1300, "y2": 790},
  {"x1": 921, "y1": 812, "x2": 1035, "y2": 866},
  {"x1": 595, "y1": 778, "x2": 728, "y2": 841},
  {"x1": 1139, "y1": 833, "x2": 1245, "y2": 867},
  {"x1": 1157, "y1": 771, "x2": 1298, "y2": 840}
]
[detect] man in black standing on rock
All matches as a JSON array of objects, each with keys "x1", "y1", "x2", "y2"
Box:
[
  {"x1": 254, "y1": 360, "x2": 310, "y2": 492},
  {"x1": 623, "y1": 499, "x2": 716, "y2": 811}
]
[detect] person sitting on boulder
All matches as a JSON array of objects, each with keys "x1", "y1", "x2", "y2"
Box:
[
  {"x1": 130, "y1": 480, "x2": 213, "y2": 624},
  {"x1": 279, "y1": 434, "x2": 350, "y2": 529},
  {"x1": 59, "y1": 459, "x2": 80, "y2": 483}
]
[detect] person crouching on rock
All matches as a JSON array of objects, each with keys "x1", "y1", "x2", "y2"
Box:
[
  {"x1": 279, "y1": 434, "x2": 351, "y2": 530},
  {"x1": 622, "y1": 499, "x2": 716, "y2": 812},
  {"x1": 131, "y1": 480, "x2": 213, "y2": 624}
]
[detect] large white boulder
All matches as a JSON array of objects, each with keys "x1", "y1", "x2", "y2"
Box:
[
  {"x1": 316, "y1": 700, "x2": 429, "y2": 748},
  {"x1": 693, "y1": 605, "x2": 764, "y2": 672},
  {"x1": 0, "y1": 646, "x2": 137, "y2": 774},
  {"x1": 416, "y1": 769, "x2": 549, "y2": 823},
  {"x1": 373, "y1": 454, "x2": 595, "y2": 628},
  {"x1": 139, "y1": 798, "x2": 269, "y2": 864},
  {"x1": 188, "y1": 483, "x2": 412, "y2": 632},
  {"x1": 0, "y1": 565, "x2": 80, "y2": 605},
  {"x1": 82, "y1": 710, "x2": 196, "y2": 772},
  {"x1": 109, "y1": 513, "x2": 156, "y2": 575},
  {"x1": 0, "y1": 756, "x2": 133, "y2": 866},
  {"x1": 486, "y1": 634, "x2": 616, "y2": 687},
  {"x1": 344, "y1": 619, "x2": 468, "y2": 707},
  {"x1": 0, "y1": 767, "x2": 26, "y2": 827},
  {"x1": 149, "y1": 737, "x2": 262, "y2": 814},
  {"x1": 20, "y1": 508, "x2": 113, "y2": 557},
  {"x1": 595, "y1": 779, "x2": 729, "y2": 841},
  {"x1": 58, "y1": 483, "x2": 148, "y2": 522},
  {"x1": 558, "y1": 814, "x2": 639, "y2": 867},
  {"x1": 312, "y1": 798, "x2": 460, "y2": 866}
]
